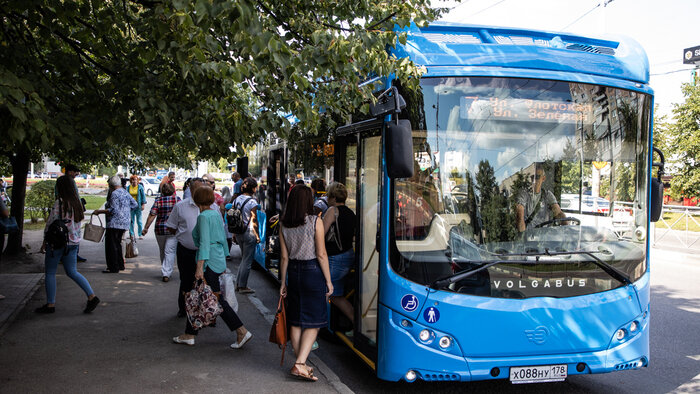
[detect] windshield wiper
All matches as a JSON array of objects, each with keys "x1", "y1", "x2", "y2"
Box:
[{"x1": 430, "y1": 249, "x2": 632, "y2": 289}]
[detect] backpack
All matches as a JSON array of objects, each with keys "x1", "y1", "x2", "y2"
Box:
[
  {"x1": 46, "y1": 200, "x2": 70, "y2": 251},
  {"x1": 227, "y1": 197, "x2": 254, "y2": 234}
]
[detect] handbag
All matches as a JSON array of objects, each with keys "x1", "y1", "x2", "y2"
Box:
[
  {"x1": 125, "y1": 238, "x2": 139, "y2": 258},
  {"x1": 269, "y1": 295, "x2": 288, "y2": 366},
  {"x1": 83, "y1": 213, "x2": 105, "y2": 242},
  {"x1": 0, "y1": 216, "x2": 19, "y2": 234},
  {"x1": 325, "y1": 208, "x2": 343, "y2": 251},
  {"x1": 219, "y1": 269, "x2": 239, "y2": 312},
  {"x1": 186, "y1": 279, "x2": 223, "y2": 330}
]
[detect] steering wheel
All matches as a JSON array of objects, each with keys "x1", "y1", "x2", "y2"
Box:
[{"x1": 535, "y1": 216, "x2": 581, "y2": 228}]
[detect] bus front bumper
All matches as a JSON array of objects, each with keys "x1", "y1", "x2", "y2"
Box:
[{"x1": 377, "y1": 305, "x2": 649, "y2": 382}]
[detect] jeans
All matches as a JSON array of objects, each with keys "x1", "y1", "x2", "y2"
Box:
[
  {"x1": 235, "y1": 231, "x2": 257, "y2": 289},
  {"x1": 177, "y1": 242, "x2": 197, "y2": 314},
  {"x1": 44, "y1": 244, "x2": 94, "y2": 304},
  {"x1": 105, "y1": 228, "x2": 125, "y2": 272},
  {"x1": 156, "y1": 234, "x2": 177, "y2": 277},
  {"x1": 129, "y1": 209, "x2": 143, "y2": 237},
  {"x1": 185, "y1": 267, "x2": 243, "y2": 335}
]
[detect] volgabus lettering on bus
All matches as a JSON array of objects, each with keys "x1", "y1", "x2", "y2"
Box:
[{"x1": 492, "y1": 278, "x2": 587, "y2": 289}]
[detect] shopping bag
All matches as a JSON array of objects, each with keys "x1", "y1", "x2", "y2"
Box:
[
  {"x1": 83, "y1": 213, "x2": 105, "y2": 242},
  {"x1": 185, "y1": 279, "x2": 223, "y2": 330},
  {"x1": 219, "y1": 269, "x2": 239, "y2": 312},
  {"x1": 125, "y1": 238, "x2": 139, "y2": 258},
  {"x1": 269, "y1": 295, "x2": 288, "y2": 366}
]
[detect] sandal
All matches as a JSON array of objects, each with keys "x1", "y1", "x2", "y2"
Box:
[{"x1": 290, "y1": 363, "x2": 318, "y2": 382}]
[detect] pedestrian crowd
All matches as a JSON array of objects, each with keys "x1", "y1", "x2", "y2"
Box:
[{"x1": 23, "y1": 165, "x2": 357, "y2": 383}]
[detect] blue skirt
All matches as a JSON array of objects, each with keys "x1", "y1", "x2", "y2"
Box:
[{"x1": 287, "y1": 259, "x2": 328, "y2": 329}]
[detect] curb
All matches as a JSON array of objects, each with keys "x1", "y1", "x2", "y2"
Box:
[{"x1": 0, "y1": 274, "x2": 44, "y2": 338}]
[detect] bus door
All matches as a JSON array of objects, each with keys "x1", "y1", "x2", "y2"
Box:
[
  {"x1": 334, "y1": 130, "x2": 382, "y2": 364},
  {"x1": 266, "y1": 146, "x2": 287, "y2": 276}
]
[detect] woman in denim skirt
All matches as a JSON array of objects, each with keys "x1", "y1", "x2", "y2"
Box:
[{"x1": 279, "y1": 185, "x2": 333, "y2": 382}]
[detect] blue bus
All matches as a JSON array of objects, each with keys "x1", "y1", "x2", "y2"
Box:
[{"x1": 250, "y1": 22, "x2": 664, "y2": 384}]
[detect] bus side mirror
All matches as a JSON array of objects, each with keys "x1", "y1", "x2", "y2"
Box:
[
  {"x1": 650, "y1": 147, "x2": 665, "y2": 222},
  {"x1": 386, "y1": 119, "x2": 414, "y2": 179},
  {"x1": 650, "y1": 178, "x2": 663, "y2": 222}
]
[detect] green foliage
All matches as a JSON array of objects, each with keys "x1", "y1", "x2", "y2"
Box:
[
  {"x1": 1, "y1": 0, "x2": 444, "y2": 169},
  {"x1": 25, "y1": 180, "x2": 56, "y2": 220},
  {"x1": 666, "y1": 84, "x2": 700, "y2": 198}
]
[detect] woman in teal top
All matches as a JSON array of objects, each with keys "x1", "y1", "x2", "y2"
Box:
[{"x1": 172, "y1": 186, "x2": 253, "y2": 349}]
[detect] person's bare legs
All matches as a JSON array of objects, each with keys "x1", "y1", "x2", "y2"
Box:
[
  {"x1": 290, "y1": 325, "x2": 302, "y2": 355},
  {"x1": 330, "y1": 296, "x2": 354, "y2": 324},
  {"x1": 295, "y1": 328, "x2": 319, "y2": 365}
]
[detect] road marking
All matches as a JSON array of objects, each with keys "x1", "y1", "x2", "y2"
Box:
[
  {"x1": 670, "y1": 373, "x2": 700, "y2": 393},
  {"x1": 245, "y1": 293, "x2": 354, "y2": 394}
]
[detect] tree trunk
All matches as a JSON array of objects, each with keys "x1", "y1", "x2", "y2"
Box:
[{"x1": 4, "y1": 149, "x2": 29, "y2": 255}]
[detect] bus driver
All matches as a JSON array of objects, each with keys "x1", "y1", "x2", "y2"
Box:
[{"x1": 516, "y1": 164, "x2": 566, "y2": 232}]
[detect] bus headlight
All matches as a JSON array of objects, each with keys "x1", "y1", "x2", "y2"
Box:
[
  {"x1": 615, "y1": 329, "x2": 626, "y2": 340},
  {"x1": 630, "y1": 321, "x2": 638, "y2": 332},
  {"x1": 419, "y1": 329, "x2": 432, "y2": 342},
  {"x1": 405, "y1": 370, "x2": 417, "y2": 382},
  {"x1": 439, "y1": 336, "x2": 452, "y2": 349}
]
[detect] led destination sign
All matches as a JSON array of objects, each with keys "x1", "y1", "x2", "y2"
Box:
[{"x1": 460, "y1": 96, "x2": 593, "y2": 124}]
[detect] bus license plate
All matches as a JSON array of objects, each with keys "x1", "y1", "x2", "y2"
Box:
[{"x1": 510, "y1": 364, "x2": 567, "y2": 384}]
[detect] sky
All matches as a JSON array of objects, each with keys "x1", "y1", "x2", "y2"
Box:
[{"x1": 438, "y1": 0, "x2": 700, "y2": 118}]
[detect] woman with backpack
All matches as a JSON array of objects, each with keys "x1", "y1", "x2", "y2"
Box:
[
  {"x1": 279, "y1": 185, "x2": 333, "y2": 382},
  {"x1": 231, "y1": 177, "x2": 260, "y2": 294},
  {"x1": 321, "y1": 182, "x2": 356, "y2": 324},
  {"x1": 36, "y1": 176, "x2": 100, "y2": 314}
]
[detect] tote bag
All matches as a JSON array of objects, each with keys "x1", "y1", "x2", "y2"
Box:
[{"x1": 83, "y1": 213, "x2": 105, "y2": 242}]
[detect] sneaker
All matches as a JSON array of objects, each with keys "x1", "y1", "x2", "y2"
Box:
[
  {"x1": 77, "y1": 256, "x2": 87, "y2": 262},
  {"x1": 230, "y1": 331, "x2": 253, "y2": 349},
  {"x1": 0, "y1": 294, "x2": 5, "y2": 300},
  {"x1": 84, "y1": 296, "x2": 100, "y2": 313},
  {"x1": 237, "y1": 287, "x2": 255, "y2": 294},
  {"x1": 172, "y1": 335, "x2": 195, "y2": 346},
  {"x1": 35, "y1": 304, "x2": 55, "y2": 314},
  {"x1": 311, "y1": 341, "x2": 319, "y2": 351}
]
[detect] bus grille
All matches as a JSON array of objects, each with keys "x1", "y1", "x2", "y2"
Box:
[
  {"x1": 566, "y1": 43, "x2": 616, "y2": 55},
  {"x1": 614, "y1": 362, "x2": 637, "y2": 370},
  {"x1": 418, "y1": 371, "x2": 461, "y2": 381}
]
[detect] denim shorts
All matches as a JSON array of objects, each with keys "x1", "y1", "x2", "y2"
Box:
[
  {"x1": 286, "y1": 259, "x2": 328, "y2": 329},
  {"x1": 328, "y1": 249, "x2": 354, "y2": 297}
]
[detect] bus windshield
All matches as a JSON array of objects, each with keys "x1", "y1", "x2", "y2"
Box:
[{"x1": 393, "y1": 77, "x2": 651, "y2": 298}]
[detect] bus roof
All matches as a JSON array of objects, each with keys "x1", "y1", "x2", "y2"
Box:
[{"x1": 394, "y1": 22, "x2": 650, "y2": 85}]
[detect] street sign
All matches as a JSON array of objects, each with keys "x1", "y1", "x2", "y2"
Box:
[{"x1": 683, "y1": 45, "x2": 700, "y2": 65}]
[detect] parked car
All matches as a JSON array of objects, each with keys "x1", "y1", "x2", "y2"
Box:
[
  {"x1": 141, "y1": 177, "x2": 161, "y2": 196},
  {"x1": 561, "y1": 194, "x2": 610, "y2": 214}
]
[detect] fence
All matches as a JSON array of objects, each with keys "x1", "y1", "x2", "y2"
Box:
[{"x1": 653, "y1": 204, "x2": 700, "y2": 250}]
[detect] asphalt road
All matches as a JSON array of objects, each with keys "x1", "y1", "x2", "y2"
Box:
[{"x1": 247, "y1": 247, "x2": 700, "y2": 393}]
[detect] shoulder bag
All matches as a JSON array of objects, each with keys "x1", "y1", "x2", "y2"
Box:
[
  {"x1": 325, "y1": 207, "x2": 343, "y2": 251},
  {"x1": 269, "y1": 295, "x2": 288, "y2": 365}
]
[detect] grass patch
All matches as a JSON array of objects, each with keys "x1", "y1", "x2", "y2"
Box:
[
  {"x1": 23, "y1": 219, "x2": 47, "y2": 231},
  {"x1": 81, "y1": 195, "x2": 106, "y2": 210},
  {"x1": 655, "y1": 211, "x2": 700, "y2": 232}
]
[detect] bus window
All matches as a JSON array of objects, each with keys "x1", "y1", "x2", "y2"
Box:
[{"x1": 359, "y1": 135, "x2": 381, "y2": 343}]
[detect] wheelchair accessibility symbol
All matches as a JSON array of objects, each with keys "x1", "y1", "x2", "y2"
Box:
[
  {"x1": 424, "y1": 307, "x2": 440, "y2": 324},
  {"x1": 401, "y1": 294, "x2": 419, "y2": 312}
]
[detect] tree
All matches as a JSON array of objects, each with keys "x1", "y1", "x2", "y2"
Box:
[
  {"x1": 1, "y1": 0, "x2": 445, "y2": 255},
  {"x1": 666, "y1": 83, "x2": 700, "y2": 199}
]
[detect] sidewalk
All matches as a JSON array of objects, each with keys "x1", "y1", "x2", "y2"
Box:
[{"x1": 0, "y1": 224, "x2": 340, "y2": 392}]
